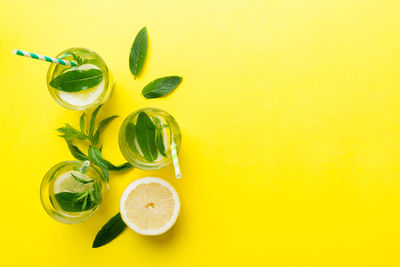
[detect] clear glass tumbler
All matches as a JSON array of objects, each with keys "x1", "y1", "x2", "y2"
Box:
[
  {"x1": 47, "y1": 47, "x2": 113, "y2": 110},
  {"x1": 119, "y1": 107, "x2": 182, "y2": 170},
  {"x1": 40, "y1": 161, "x2": 108, "y2": 224}
]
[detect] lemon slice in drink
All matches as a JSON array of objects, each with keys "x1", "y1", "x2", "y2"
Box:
[
  {"x1": 120, "y1": 177, "x2": 180, "y2": 236},
  {"x1": 53, "y1": 170, "x2": 91, "y2": 194}
]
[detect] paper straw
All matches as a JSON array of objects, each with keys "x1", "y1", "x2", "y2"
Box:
[
  {"x1": 170, "y1": 143, "x2": 181, "y2": 179},
  {"x1": 79, "y1": 160, "x2": 90, "y2": 173},
  {"x1": 13, "y1": 49, "x2": 77, "y2": 66}
]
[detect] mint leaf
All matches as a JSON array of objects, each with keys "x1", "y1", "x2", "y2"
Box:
[
  {"x1": 135, "y1": 112, "x2": 158, "y2": 162},
  {"x1": 156, "y1": 129, "x2": 166, "y2": 157},
  {"x1": 89, "y1": 104, "x2": 103, "y2": 138},
  {"x1": 66, "y1": 141, "x2": 88, "y2": 161},
  {"x1": 129, "y1": 27, "x2": 148, "y2": 77},
  {"x1": 92, "y1": 115, "x2": 119, "y2": 145},
  {"x1": 80, "y1": 113, "x2": 86, "y2": 133},
  {"x1": 57, "y1": 124, "x2": 87, "y2": 141},
  {"x1": 125, "y1": 122, "x2": 136, "y2": 152},
  {"x1": 88, "y1": 146, "x2": 109, "y2": 182},
  {"x1": 93, "y1": 212, "x2": 126, "y2": 248},
  {"x1": 55, "y1": 192, "x2": 96, "y2": 212},
  {"x1": 142, "y1": 76, "x2": 182, "y2": 99},
  {"x1": 103, "y1": 160, "x2": 132, "y2": 172},
  {"x1": 69, "y1": 52, "x2": 85, "y2": 65},
  {"x1": 92, "y1": 181, "x2": 101, "y2": 201},
  {"x1": 70, "y1": 173, "x2": 94, "y2": 184},
  {"x1": 50, "y1": 69, "x2": 103, "y2": 92}
]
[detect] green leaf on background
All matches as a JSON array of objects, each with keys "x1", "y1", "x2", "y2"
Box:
[
  {"x1": 55, "y1": 191, "x2": 96, "y2": 212},
  {"x1": 66, "y1": 141, "x2": 88, "y2": 161},
  {"x1": 80, "y1": 113, "x2": 86, "y2": 133},
  {"x1": 156, "y1": 129, "x2": 166, "y2": 157},
  {"x1": 92, "y1": 115, "x2": 119, "y2": 145},
  {"x1": 93, "y1": 212, "x2": 126, "y2": 248},
  {"x1": 129, "y1": 26, "x2": 148, "y2": 77},
  {"x1": 57, "y1": 124, "x2": 87, "y2": 141},
  {"x1": 142, "y1": 76, "x2": 182, "y2": 99},
  {"x1": 135, "y1": 112, "x2": 158, "y2": 162},
  {"x1": 50, "y1": 69, "x2": 103, "y2": 92},
  {"x1": 103, "y1": 160, "x2": 133, "y2": 172},
  {"x1": 88, "y1": 146, "x2": 109, "y2": 181},
  {"x1": 89, "y1": 104, "x2": 103, "y2": 137}
]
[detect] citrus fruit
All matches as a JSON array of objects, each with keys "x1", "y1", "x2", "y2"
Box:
[
  {"x1": 120, "y1": 177, "x2": 180, "y2": 236},
  {"x1": 53, "y1": 170, "x2": 91, "y2": 193}
]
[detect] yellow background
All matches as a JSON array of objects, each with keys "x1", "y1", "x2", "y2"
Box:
[{"x1": 1, "y1": 0, "x2": 400, "y2": 266}]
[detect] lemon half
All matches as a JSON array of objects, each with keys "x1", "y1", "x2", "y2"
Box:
[{"x1": 120, "y1": 177, "x2": 180, "y2": 236}]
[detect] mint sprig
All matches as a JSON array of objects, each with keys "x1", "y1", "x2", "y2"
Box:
[
  {"x1": 56, "y1": 104, "x2": 133, "y2": 180},
  {"x1": 57, "y1": 123, "x2": 88, "y2": 141},
  {"x1": 55, "y1": 172, "x2": 100, "y2": 213}
]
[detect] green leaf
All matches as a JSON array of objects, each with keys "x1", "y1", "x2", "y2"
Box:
[
  {"x1": 70, "y1": 173, "x2": 94, "y2": 184},
  {"x1": 49, "y1": 69, "x2": 103, "y2": 92},
  {"x1": 125, "y1": 122, "x2": 136, "y2": 151},
  {"x1": 93, "y1": 213, "x2": 126, "y2": 248},
  {"x1": 103, "y1": 160, "x2": 133, "y2": 172},
  {"x1": 135, "y1": 112, "x2": 158, "y2": 162},
  {"x1": 55, "y1": 192, "x2": 96, "y2": 212},
  {"x1": 156, "y1": 129, "x2": 166, "y2": 157},
  {"x1": 69, "y1": 52, "x2": 85, "y2": 65},
  {"x1": 57, "y1": 124, "x2": 87, "y2": 141},
  {"x1": 66, "y1": 141, "x2": 88, "y2": 161},
  {"x1": 89, "y1": 104, "x2": 103, "y2": 137},
  {"x1": 92, "y1": 115, "x2": 119, "y2": 145},
  {"x1": 80, "y1": 113, "x2": 86, "y2": 133},
  {"x1": 88, "y1": 146, "x2": 109, "y2": 182},
  {"x1": 92, "y1": 181, "x2": 101, "y2": 201},
  {"x1": 142, "y1": 76, "x2": 182, "y2": 99},
  {"x1": 129, "y1": 27, "x2": 148, "y2": 77}
]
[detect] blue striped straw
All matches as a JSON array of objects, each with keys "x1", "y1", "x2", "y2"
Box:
[{"x1": 13, "y1": 49, "x2": 77, "y2": 66}]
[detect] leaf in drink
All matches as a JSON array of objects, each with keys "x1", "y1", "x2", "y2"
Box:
[
  {"x1": 50, "y1": 69, "x2": 103, "y2": 92},
  {"x1": 156, "y1": 129, "x2": 166, "y2": 157},
  {"x1": 54, "y1": 191, "x2": 96, "y2": 212},
  {"x1": 135, "y1": 112, "x2": 158, "y2": 162}
]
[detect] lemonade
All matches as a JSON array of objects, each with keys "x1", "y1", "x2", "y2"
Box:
[
  {"x1": 40, "y1": 161, "x2": 108, "y2": 224},
  {"x1": 119, "y1": 108, "x2": 182, "y2": 170},
  {"x1": 47, "y1": 48, "x2": 113, "y2": 110}
]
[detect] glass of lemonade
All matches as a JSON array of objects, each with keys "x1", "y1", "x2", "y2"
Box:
[
  {"x1": 47, "y1": 48, "x2": 113, "y2": 110},
  {"x1": 119, "y1": 107, "x2": 181, "y2": 170},
  {"x1": 40, "y1": 161, "x2": 108, "y2": 224}
]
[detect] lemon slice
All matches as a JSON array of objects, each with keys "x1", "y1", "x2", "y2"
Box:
[
  {"x1": 53, "y1": 170, "x2": 91, "y2": 194},
  {"x1": 120, "y1": 177, "x2": 180, "y2": 236}
]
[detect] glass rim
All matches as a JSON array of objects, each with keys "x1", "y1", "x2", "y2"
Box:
[
  {"x1": 119, "y1": 107, "x2": 182, "y2": 170},
  {"x1": 40, "y1": 160, "x2": 108, "y2": 224},
  {"x1": 46, "y1": 47, "x2": 111, "y2": 111}
]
